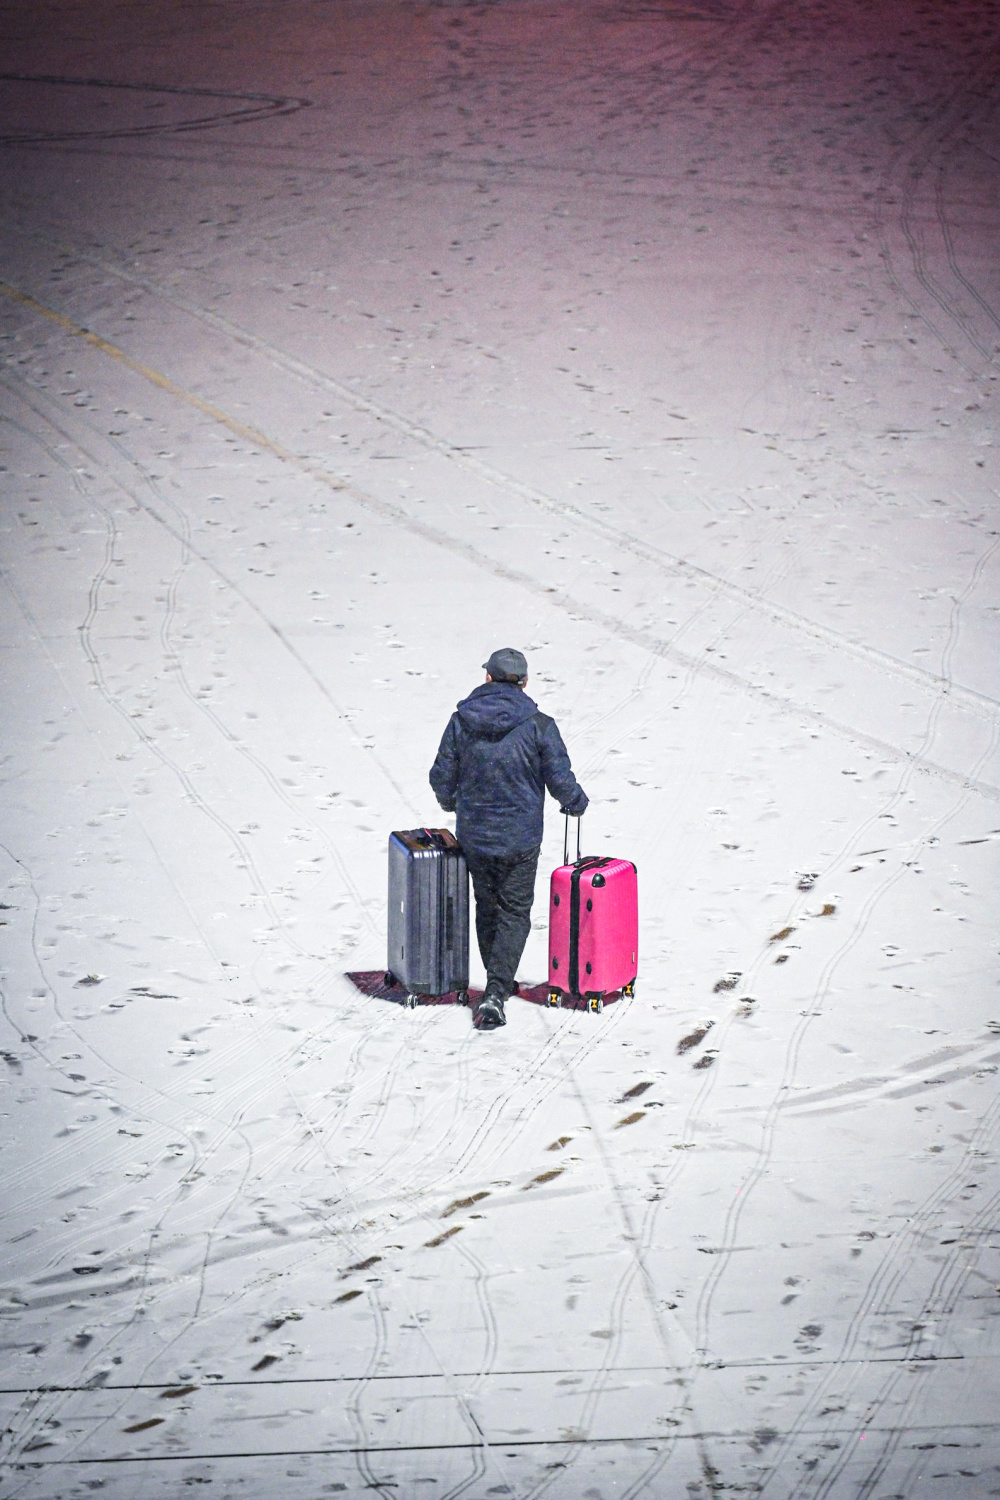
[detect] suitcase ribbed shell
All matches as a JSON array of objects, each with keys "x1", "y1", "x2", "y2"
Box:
[
  {"x1": 387, "y1": 829, "x2": 469, "y2": 996},
  {"x1": 548, "y1": 855, "x2": 637, "y2": 998}
]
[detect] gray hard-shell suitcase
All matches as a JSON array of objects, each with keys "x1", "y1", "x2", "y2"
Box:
[{"x1": 386, "y1": 828, "x2": 470, "y2": 1008}]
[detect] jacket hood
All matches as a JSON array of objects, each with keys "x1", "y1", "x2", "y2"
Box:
[{"x1": 456, "y1": 681, "x2": 538, "y2": 740}]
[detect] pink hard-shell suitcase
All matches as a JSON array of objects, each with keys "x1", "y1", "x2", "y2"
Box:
[{"x1": 548, "y1": 816, "x2": 638, "y2": 1012}]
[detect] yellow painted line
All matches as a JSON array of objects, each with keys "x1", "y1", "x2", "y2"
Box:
[{"x1": 0, "y1": 276, "x2": 303, "y2": 467}]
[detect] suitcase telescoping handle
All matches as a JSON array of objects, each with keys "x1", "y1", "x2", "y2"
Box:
[{"x1": 563, "y1": 810, "x2": 582, "y2": 866}]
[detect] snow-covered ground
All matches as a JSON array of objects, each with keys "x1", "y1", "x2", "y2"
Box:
[{"x1": 1, "y1": 0, "x2": 999, "y2": 1493}]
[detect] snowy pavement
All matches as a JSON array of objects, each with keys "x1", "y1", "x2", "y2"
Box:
[{"x1": 1, "y1": 0, "x2": 999, "y2": 1494}]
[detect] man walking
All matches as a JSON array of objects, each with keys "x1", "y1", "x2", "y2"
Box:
[{"x1": 430, "y1": 648, "x2": 589, "y2": 1030}]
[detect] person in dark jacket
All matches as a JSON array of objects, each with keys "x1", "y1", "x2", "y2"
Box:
[{"x1": 430, "y1": 647, "x2": 588, "y2": 1029}]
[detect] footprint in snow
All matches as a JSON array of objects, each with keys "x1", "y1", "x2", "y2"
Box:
[
  {"x1": 424, "y1": 1225, "x2": 463, "y2": 1247},
  {"x1": 678, "y1": 1021, "x2": 714, "y2": 1055},
  {"x1": 619, "y1": 1080, "x2": 653, "y2": 1101},
  {"x1": 441, "y1": 1191, "x2": 489, "y2": 1217},
  {"x1": 523, "y1": 1168, "x2": 565, "y2": 1188},
  {"x1": 713, "y1": 973, "x2": 740, "y2": 993}
]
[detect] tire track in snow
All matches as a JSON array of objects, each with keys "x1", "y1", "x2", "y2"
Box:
[
  {"x1": 540, "y1": 504, "x2": 921, "y2": 1479},
  {"x1": 149, "y1": 1053, "x2": 515, "y2": 1500},
  {"x1": 2, "y1": 379, "x2": 402, "y2": 940},
  {"x1": 519, "y1": 1257, "x2": 650, "y2": 1500},
  {"x1": 3, "y1": 558, "x2": 414, "y2": 1336},
  {"x1": 575, "y1": 500, "x2": 802, "y2": 789},
  {"x1": 693, "y1": 784, "x2": 994, "y2": 1377},
  {"x1": 0, "y1": 71, "x2": 309, "y2": 145},
  {"x1": 0, "y1": 872, "x2": 322, "y2": 1459},
  {"x1": 442, "y1": 1011, "x2": 578, "y2": 1180},
  {"x1": 228, "y1": 1009, "x2": 517, "y2": 1500},
  {"x1": 344, "y1": 1003, "x2": 611, "y2": 1242},
  {"x1": 0, "y1": 886, "x2": 259, "y2": 1474},
  {"x1": 444, "y1": 1238, "x2": 500, "y2": 1411},
  {"x1": 0, "y1": 344, "x2": 415, "y2": 828},
  {"x1": 344, "y1": 1288, "x2": 397, "y2": 1499},
  {"x1": 101, "y1": 425, "x2": 387, "y2": 952},
  {"x1": 0, "y1": 387, "x2": 983, "y2": 1476},
  {"x1": 0, "y1": 788, "x2": 264, "y2": 1227},
  {"x1": 323, "y1": 1007, "x2": 643, "y2": 1500},
  {"x1": 276, "y1": 1006, "x2": 415, "y2": 1188},
  {"x1": 859, "y1": 1193, "x2": 1000, "y2": 1496},
  {"x1": 5, "y1": 988, "x2": 587, "y2": 1380},
  {"x1": 775, "y1": 788, "x2": 1000, "y2": 1488},
  {"x1": 934, "y1": 144, "x2": 1000, "y2": 341},
  {"x1": 38, "y1": 423, "x2": 316, "y2": 962},
  {"x1": 424, "y1": 1241, "x2": 495, "y2": 1500},
  {"x1": 587, "y1": 978, "x2": 767, "y2": 1494},
  {"x1": 305, "y1": 1023, "x2": 443, "y2": 1194},
  {"x1": 3, "y1": 282, "x2": 998, "y2": 808},
  {"x1": 0, "y1": 409, "x2": 372, "y2": 1190},
  {"x1": 665, "y1": 535, "x2": 1000, "y2": 1486},
  {"x1": 0, "y1": 467, "x2": 265, "y2": 1220},
  {"x1": 515, "y1": 1025, "x2": 690, "y2": 1500},
  {"x1": 744, "y1": 742, "x2": 1000, "y2": 1489},
  {"x1": 871, "y1": 42, "x2": 1000, "y2": 378},
  {"x1": 8, "y1": 237, "x2": 1000, "y2": 734},
  {"x1": 0, "y1": 1011, "x2": 410, "y2": 1467},
  {"x1": 146, "y1": 465, "x2": 365, "y2": 958},
  {"x1": 445, "y1": 995, "x2": 635, "y2": 1193},
  {"x1": 897, "y1": 81, "x2": 1000, "y2": 370},
  {"x1": 0, "y1": 428, "x2": 438, "y2": 1465},
  {"x1": 256, "y1": 998, "x2": 482, "y2": 1242},
  {"x1": 281, "y1": 1002, "x2": 623, "y2": 1463},
  {"x1": 790, "y1": 1089, "x2": 1000, "y2": 1499}
]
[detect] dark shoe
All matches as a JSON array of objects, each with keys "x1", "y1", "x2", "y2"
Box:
[
  {"x1": 477, "y1": 997, "x2": 506, "y2": 1029},
  {"x1": 476, "y1": 983, "x2": 507, "y2": 1030}
]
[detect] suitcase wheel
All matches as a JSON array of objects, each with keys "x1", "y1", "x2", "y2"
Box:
[
  {"x1": 385, "y1": 971, "x2": 396, "y2": 988},
  {"x1": 622, "y1": 978, "x2": 636, "y2": 998},
  {"x1": 455, "y1": 989, "x2": 470, "y2": 1007},
  {"x1": 588, "y1": 995, "x2": 604, "y2": 1014},
  {"x1": 547, "y1": 990, "x2": 561, "y2": 1008},
  {"x1": 404, "y1": 993, "x2": 419, "y2": 1010}
]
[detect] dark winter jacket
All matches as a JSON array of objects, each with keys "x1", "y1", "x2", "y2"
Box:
[{"x1": 429, "y1": 681, "x2": 588, "y2": 856}]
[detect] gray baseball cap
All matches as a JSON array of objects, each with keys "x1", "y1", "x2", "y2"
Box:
[{"x1": 483, "y1": 647, "x2": 528, "y2": 682}]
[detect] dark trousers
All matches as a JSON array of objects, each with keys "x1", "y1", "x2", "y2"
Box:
[{"x1": 464, "y1": 845, "x2": 540, "y2": 995}]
